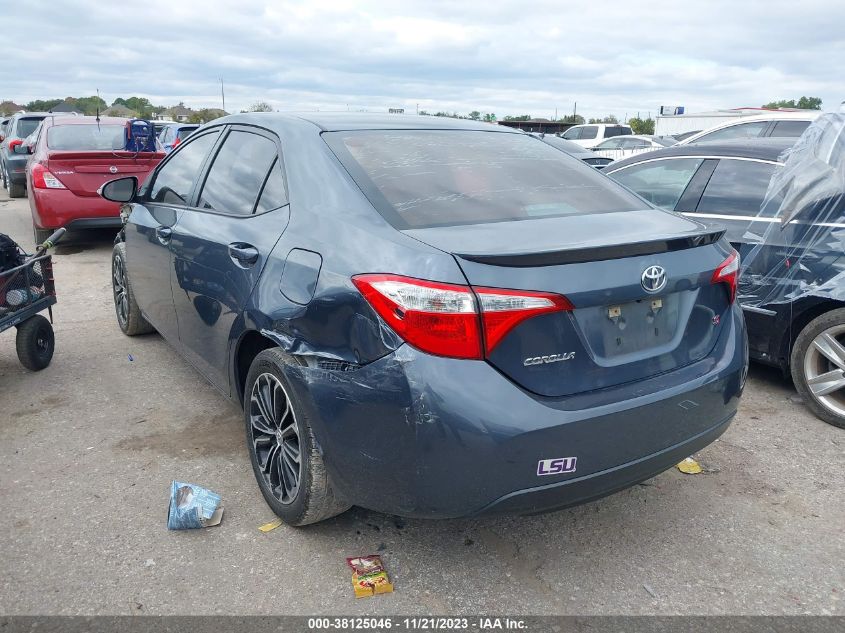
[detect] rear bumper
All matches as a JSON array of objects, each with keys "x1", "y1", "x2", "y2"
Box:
[
  {"x1": 282, "y1": 304, "x2": 746, "y2": 518},
  {"x1": 29, "y1": 187, "x2": 122, "y2": 230},
  {"x1": 6, "y1": 155, "x2": 29, "y2": 184}
]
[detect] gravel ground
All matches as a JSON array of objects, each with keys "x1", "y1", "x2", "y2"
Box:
[{"x1": 0, "y1": 191, "x2": 842, "y2": 616}]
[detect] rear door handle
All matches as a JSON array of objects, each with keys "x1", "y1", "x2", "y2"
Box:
[
  {"x1": 228, "y1": 242, "x2": 259, "y2": 267},
  {"x1": 156, "y1": 226, "x2": 172, "y2": 245}
]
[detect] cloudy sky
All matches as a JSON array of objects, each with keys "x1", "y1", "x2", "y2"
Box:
[{"x1": 3, "y1": 0, "x2": 843, "y2": 119}]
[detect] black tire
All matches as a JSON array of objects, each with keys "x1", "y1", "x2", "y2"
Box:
[
  {"x1": 15, "y1": 315, "x2": 55, "y2": 371},
  {"x1": 244, "y1": 347, "x2": 350, "y2": 526},
  {"x1": 8, "y1": 179, "x2": 25, "y2": 198},
  {"x1": 112, "y1": 241, "x2": 154, "y2": 336},
  {"x1": 791, "y1": 308, "x2": 845, "y2": 429},
  {"x1": 33, "y1": 225, "x2": 52, "y2": 246}
]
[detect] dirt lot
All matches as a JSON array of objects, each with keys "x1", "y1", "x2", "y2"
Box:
[{"x1": 0, "y1": 191, "x2": 843, "y2": 616}]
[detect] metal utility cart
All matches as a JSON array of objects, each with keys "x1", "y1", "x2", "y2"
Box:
[{"x1": 0, "y1": 228, "x2": 65, "y2": 370}]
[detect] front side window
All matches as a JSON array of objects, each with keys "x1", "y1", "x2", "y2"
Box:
[
  {"x1": 148, "y1": 131, "x2": 220, "y2": 205},
  {"x1": 697, "y1": 159, "x2": 777, "y2": 216},
  {"x1": 562, "y1": 127, "x2": 581, "y2": 140},
  {"x1": 47, "y1": 125, "x2": 124, "y2": 151},
  {"x1": 609, "y1": 158, "x2": 704, "y2": 210},
  {"x1": 579, "y1": 126, "x2": 598, "y2": 140},
  {"x1": 696, "y1": 121, "x2": 769, "y2": 143},
  {"x1": 325, "y1": 130, "x2": 645, "y2": 229},
  {"x1": 198, "y1": 131, "x2": 279, "y2": 215}
]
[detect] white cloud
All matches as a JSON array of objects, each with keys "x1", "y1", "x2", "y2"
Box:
[{"x1": 2, "y1": 0, "x2": 842, "y2": 118}]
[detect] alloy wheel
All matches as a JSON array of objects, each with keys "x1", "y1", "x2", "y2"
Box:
[
  {"x1": 803, "y1": 324, "x2": 845, "y2": 417},
  {"x1": 112, "y1": 254, "x2": 129, "y2": 327},
  {"x1": 249, "y1": 372, "x2": 302, "y2": 504}
]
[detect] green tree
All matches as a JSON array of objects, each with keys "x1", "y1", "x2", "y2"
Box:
[
  {"x1": 762, "y1": 96, "x2": 822, "y2": 110},
  {"x1": 628, "y1": 116, "x2": 655, "y2": 135},
  {"x1": 558, "y1": 114, "x2": 584, "y2": 124},
  {"x1": 248, "y1": 101, "x2": 273, "y2": 112},
  {"x1": 468, "y1": 110, "x2": 481, "y2": 120},
  {"x1": 112, "y1": 96, "x2": 154, "y2": 118},
  {"x1": 419, "y1": 110, "x2": 430, "y2": 116},
  {"x1": 188, "y1": 108, "x2": 226, "y2": 124},
  {"x1": 503, "y1": 115, "x2": 531, "y2": 121},
  {"x1": 483, "y1": 112, "x2": 496, "y2": 122},
  {"x1": 25, "y1": 98, "x2": 63, "y2": 112},
  {"x1": 70, "y1": 95, "x2": 108, "y2": 115}
]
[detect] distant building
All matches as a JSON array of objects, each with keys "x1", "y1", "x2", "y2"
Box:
[
  {"x1": 497, "y1": 118, "x2": 575, "y2": 134},
  {"x1": 162, "y1": 102, "x2": 194, "y2": 122},
  {"x1": 102, "y1": 104, "x2": 138, "y2": 117},
  {"x1": 0, "y1": 101, "x2": 23, "y2": 116},
  {"x1": 49, "y1": 101, "x2": 84, "y2": 115},
  {"x1": 389, "y1": 108, "x2": 405, "y2": 114}
]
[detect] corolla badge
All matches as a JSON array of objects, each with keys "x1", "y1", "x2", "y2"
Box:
[
  {"x1": 523, "y1": 352, "x2": 575, "y2": 366},
  {"x1": 641, "y1": 265, "x2": 667, "y2": 293}
]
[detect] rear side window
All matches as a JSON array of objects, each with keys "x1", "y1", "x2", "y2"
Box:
[
  {"x1": 47, "y1": 125, "x2": 124, "y2": 150},
  {"x1": 324, "y1": 130, "x2": 644, "y2": 229},
  {"x1": 770, "y1": 120, "x2": 810, "y2": 137},
  {"x1": 697, "y1": 159, "x2": 777, "y2": 216},
  {"x1": 696, "y1": 121, "x2": 769, "y2": 143},
  {"x1": 255, "y1": 159, "x2": 288, "y2": 213},
  {"x1": 609, "y1": 158, "x2": 704, "y2": 210},
  {"x1": 177, "y1": 127, "x2": 197, "y2": 140},
  {"x1": 561, "y1": 127, "x2": 580, "y2": 140},
  {"x1": 198, "y1": 130, "x2": 279, "y2": 215},
  {"x1": 149, "y1": 131, "x2": 220, "y2": 205},
  {"x1": 604, "y1": 126, "x2": 627, "y2": 138},
  {"x1": 14, "y1": 117, "x2": 43, "y2": 139}
]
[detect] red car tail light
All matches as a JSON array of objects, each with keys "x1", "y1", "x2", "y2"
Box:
[
  {"x1": 353, "y1": 274, "x2": 482, "y2": 359},
  {"x1": 31, "y1": 163, "x2": 67, "y2": 189},
  {"x1": 8, "y1": 139, "x2": 22, "y2": 152},
  {"x1": 712, "y1": 251, "x2": 739, "y2": 304},
  {"x1": 352, "y1": 274, "x2": 573, "y2": 359},
  {"x1": 475, "y1": 287, "x2": 573, "y2": 355}
]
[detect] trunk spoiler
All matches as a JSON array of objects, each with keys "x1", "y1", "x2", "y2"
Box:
[{"x1": 455, "y1": 229, "x2": 725, "y2": 267}]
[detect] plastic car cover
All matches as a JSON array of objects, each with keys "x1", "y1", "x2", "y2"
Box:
[{"x1": 738, "y1": 109, "x2": 845, "y2": 308}]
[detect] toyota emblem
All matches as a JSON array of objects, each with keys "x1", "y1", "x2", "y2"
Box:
[
  {"x1": 641, "y1": 265, "x2": 667, "y2": 294},
  {"x1": 109, "y1": 166, "x2": 118, "y2": 174}
]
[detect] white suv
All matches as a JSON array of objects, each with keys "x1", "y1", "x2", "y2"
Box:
[{"x1": 560, "y1": 123, "x2": 633, "y2": 148}]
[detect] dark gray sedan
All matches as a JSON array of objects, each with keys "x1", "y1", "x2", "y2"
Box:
[{"x1": 100, "y1": 113, "x2": 747, "y2": 524}]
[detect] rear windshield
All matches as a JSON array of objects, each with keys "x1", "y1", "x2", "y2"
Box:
[
  {"x1": 324, "y1": 130, "x2": 644, "y2": 229},
  {"x1": 47, "y1": 125, "x2": 124, "y2": 151},
  {"x1": 15, "y1": 118, "x2": 44, "y2": 138}
]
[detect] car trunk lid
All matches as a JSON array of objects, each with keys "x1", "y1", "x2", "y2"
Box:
[
  {"x1": 47, "y1": 151, "x2": 161, "y2": 197},
  {"x1": 404, "y1": 211, "x2": 732, "y2": 397}
]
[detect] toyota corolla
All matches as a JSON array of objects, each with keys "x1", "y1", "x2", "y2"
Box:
[{"x1": 100, "y1": 113, "x2": 747, "y2": 525}]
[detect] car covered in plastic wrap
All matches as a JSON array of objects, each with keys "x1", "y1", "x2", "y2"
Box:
[{"x1": 607, "y1": 112, "x2": 845, "y2": 428}]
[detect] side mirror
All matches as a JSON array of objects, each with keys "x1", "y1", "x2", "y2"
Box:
[
  {"x1": 13, "y1": 143, "x2": 31, "y2": 154},
  {"x1": 99, "y1": 176, "x2": 138, "y2": 203}
]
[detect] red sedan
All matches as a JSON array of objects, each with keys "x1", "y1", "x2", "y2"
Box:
[{"x1": 25, "y1": 116, "x2": 163, "y2": 243}]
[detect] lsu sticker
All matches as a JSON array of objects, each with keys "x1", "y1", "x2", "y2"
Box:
[{"x1": 537, "y1": 457, "x2": 577, "y2": 476}]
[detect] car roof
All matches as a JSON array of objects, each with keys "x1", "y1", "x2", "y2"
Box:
[
  {"x1": 45, "y1": 115, "x2": 129, "y2": 126},
  {"x1": 607, "y1": 138, "x2": 794, "y2": 171},
  {"x1": 215, "y1": 112, "x2": 519, "y2": 133}
]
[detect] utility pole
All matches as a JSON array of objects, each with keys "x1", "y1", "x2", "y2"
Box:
[
  {"x1": 573, "y1": 102, "x2": 577, "y2": 121},
  {"x1": 220, "y1": 78, "x2": 226, "y2": 113}
]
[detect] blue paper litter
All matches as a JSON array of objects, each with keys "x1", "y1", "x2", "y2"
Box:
[{"x1": 167, "y1": 481, "x2": 224, "y2": 530}]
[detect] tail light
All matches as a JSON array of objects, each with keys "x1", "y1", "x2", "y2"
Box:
[
  {"x1": 31, "y1": 163, "x2": 67, "y2": 189},
  {"x1": 8, "y1": 139, "x2": 22, "y2": 152},
  {"x1": 352, "y1": 274, "x2": 572, "y2": 359},
  {"x1": 172, "y1": 136, "x2": 181, "y2": 147},
  {"x1": 712, "y1": 251, "x2": 739, "y2": 303}
]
